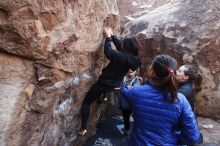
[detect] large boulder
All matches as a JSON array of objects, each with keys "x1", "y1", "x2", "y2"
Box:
[
  {"x1": 0, "y1": 0, "x2": 120, "y2": 145},
  {"x1": 0, "y1": 53, "x2": 34, "y2": 146},
  {"x1": 123, "y1": 0, "x2": 220, "y2": 120},
  {"x1": 118, "y1": 0, "x2": 170, "y2": 25}
]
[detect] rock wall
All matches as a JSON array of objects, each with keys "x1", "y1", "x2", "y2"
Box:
[
  {"x1": 0, "y1": 53, "x2": 34, "y2": 146},
  {"x1": 0, "y1": 0, "x2": 120, "y2": 146},
  {"x1": 123, "y1": 0, "x2": 220, "y2": 120},
  {"x1": 118, "y1": 0, "x2": 170, "y2": 25}
]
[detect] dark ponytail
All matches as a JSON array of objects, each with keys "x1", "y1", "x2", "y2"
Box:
[
  {"x1": 184, "y1": 65, "x2": 203, "y2": 94},
  {"x1": 150, "y1": 55, "x2": 178, "y2": 103}
]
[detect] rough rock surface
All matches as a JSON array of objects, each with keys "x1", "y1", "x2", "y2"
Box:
[
  {"x1": 198, "y1": 117, "x2": 220, "y2": 144},
  {"x1": 118, "y1": 0, "x2": 170, "y2": 25},
  {"x1": 123, "y1": 0, "x2": 220, "y2": 120},
  {"x1": 0, "y1": 0, "x2": 120, "y2": 146},
  {"x1": 0, "y1": 53, "x2": 34, "y2": 146}
]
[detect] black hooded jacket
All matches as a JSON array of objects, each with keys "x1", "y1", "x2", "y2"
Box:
[
  {"x1": 98, "y1": 36, "x2": 141, "y2": 88},
  {"x1": 178, "y1": 81, "x2": 195, "y2": 111}
]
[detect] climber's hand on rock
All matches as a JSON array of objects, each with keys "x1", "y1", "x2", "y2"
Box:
[
  {"x1": 103, "y1": 27, "x2": 111, "y2": 38},
  {"x1": 107, "y1": 27, "x2": 113, "y2": 36}
]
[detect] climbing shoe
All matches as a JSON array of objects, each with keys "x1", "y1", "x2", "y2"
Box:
[
  {"x1": 98, "y1": 95, "x2": 108, "y2": 103},
  {"x1": 103, "y1": 97, "x2": 108, "y2": 102},
  {"x1": 78, "y1": 129, "x2": 87, "y2": 136}
]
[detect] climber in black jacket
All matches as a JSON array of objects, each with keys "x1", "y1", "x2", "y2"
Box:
[{"x1": 79, "y1": 27, "x2": 141, "y2": 136}]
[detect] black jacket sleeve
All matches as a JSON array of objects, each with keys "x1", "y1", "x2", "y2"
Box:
[
  {"x1": 111, "y1": 35, "x2": 122, "y2": 51},
  {"x1": 104, "y1": 37, "x2": 124, "y2": 61},
  {"x1": 178, "y1": 84, "x2": 195, "y2": 111}
]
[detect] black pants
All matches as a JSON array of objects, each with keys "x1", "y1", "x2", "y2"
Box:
[
  {"x1": 81, "y1": 81, "x2": 112, "y2": 129},
  {"x1": 122, "y1": 109, "x2": 132, "y2": 131}
]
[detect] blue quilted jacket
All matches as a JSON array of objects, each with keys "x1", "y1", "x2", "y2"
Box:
[{"x1": 120, "y1": 83, "x2": 201, "y2": 146}]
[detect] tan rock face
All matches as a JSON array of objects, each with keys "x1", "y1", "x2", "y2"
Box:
[
  {"x1": 0, "y1": 53, "x2": 34, "y2": 146},
  {"x1": 0, "y1": 0, "x2": 119, "y2": 59},
  {"x1": 198, "y1": 117, "x2": 220, "y2": 144},
  {"x1": 0, "y1": 0, "x2": 120, "y2": 145},
  {"x1": 123, "y1": 0, "x2": 220, "y2": 119},
  {"x1": 118, "y1": 0, "x2": 170, "y2": 25}
]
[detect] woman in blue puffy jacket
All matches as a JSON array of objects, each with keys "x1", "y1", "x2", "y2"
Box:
[{"x1": 120, "y1": 55, "x2": 202, "y2": 146}]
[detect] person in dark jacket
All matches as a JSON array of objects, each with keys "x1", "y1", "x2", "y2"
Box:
[
  {"x1": 79, "y1": 27, "x2": 141, "y2": 135},
  {"x1": 176, "y1": 65, "x2": 202, "y2": 111},
  {"x1": 120, "y1": 55, "x2": 202, "y2": 146},
  {"x1": 176, "y1": 65, "x2": 203, "y2": 146},
  {"x1": 119, "y1": 69, "x2": 142, "y2": 136}
]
